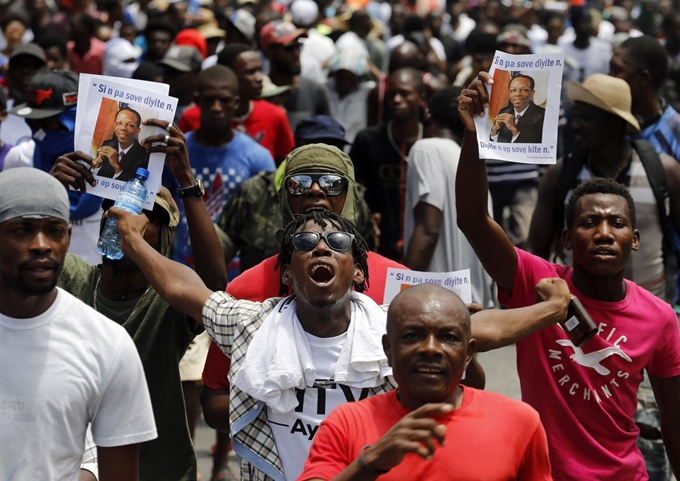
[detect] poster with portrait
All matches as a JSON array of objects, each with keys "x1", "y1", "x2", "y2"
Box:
[
  {"x1": 473, "y1": 51, "x2": 564, "y2": 164},
  {"x1": 74, "y1": 75, "x2": 177, "y2": 208}
]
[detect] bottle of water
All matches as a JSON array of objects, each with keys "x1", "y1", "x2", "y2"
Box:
[{"x1": 97, "y1": 168, "x2": 150, "y2": 260}]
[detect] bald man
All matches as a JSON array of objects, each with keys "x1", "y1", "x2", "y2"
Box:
[{"x1": 299, "y1": 283, "x2": 552, "y2": 481}]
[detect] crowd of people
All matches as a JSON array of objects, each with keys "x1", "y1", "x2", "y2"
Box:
[{"x1": 0, "y1": 0, "x2": 680, "y2": 480}]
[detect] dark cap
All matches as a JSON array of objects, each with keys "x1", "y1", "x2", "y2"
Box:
[
  {"x1": 10, "y1": 70, "x2": 78, "y2": 119},
  {"x1": 294, "y1": 115, "x2": 349, "y2": 144},
  {"x1": 158, "y1": 45, "x2": 202, "y2": 72},
  {"x1": 9, "y1": 43, "x2": 46, "y2": 64}
]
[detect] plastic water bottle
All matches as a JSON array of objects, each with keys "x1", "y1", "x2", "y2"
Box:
[{"x1": 97, "y1": 168, "x2": 150, "y2": 260}]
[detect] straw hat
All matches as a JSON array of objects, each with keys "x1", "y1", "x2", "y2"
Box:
[{"x1": 567, "y1": 73, "x2": 640, "y2": 133}]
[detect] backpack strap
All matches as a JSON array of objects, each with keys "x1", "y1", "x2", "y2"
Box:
[{"x1": 631, "y1": 138, "x2": 676, "y2": 303}]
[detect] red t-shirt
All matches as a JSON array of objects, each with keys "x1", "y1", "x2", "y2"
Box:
[
  {"x1": 178, "y1": 100, "x2": 294, "y2": 161},
  {"x1": 499, "y1": 248, "x2": 680, "y2": 481},
  {"x1": 298, "y1": 387, "x2": 552, "y2": 481},
  {"x1": 202, "y1": 252, "x2": 406, "y2": 390}
]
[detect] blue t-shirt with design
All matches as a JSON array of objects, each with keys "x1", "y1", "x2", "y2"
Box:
[{"x1": 172, "y1": 130, "x2": 275, "y2": 266}]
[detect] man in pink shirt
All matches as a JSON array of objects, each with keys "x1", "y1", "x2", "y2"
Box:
[{"x1": 456, "y1": 73, "x2": 680, "y2": 480}]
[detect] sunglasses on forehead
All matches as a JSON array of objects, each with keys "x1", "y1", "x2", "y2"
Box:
[
  {"x1": 285, "y1": 173, "x2": 348, "y2": 197},
  {"x1": 290, "y1": 231, "x2": 355, "y2": 252}
]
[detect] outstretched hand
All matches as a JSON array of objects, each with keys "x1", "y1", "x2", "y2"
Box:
[
  {"x1": 535, "y1": 278, "x2": 571, "y2": 323},
  {"x1": 360, "y1": 403, "x2": 453, "y2": 473},
  {"x1": 50, "y1": 151, "x2": 98, "y2": 193},
  {"x1": 458, "y1": 72, "x2": 493, "y2": 132}
]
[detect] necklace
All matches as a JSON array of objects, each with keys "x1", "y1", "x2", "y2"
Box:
[
  {"x1": 387, "y1": 120, "x2": 423, "y2": 161},
  {"x1": 93, "y1": 276, "x2": 150, "y2": 318}
]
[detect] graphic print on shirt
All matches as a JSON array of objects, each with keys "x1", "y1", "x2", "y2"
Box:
[{"x1": 546, "y1": 323, "x2": 632, "y2": 404}]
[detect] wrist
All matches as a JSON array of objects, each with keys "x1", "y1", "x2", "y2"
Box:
[
  {"x1": 175, "y1": 171, "x2": 195, "y2": 188},
  {"x1": 359, "y1": 445, "x2": 391, "y2": 475}
]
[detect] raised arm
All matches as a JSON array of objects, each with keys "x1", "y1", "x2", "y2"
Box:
[
  {"x1": 456, "y1": 73, "x2": 518, "y2": 294},
  {"x1": 108, "y1": 207, "x2": 213, "y2": 323},
  {"x1": 404, "y1": 202, "x2": 441, "y2": 270},
  {"x1": 142, "y1": 119, "x2": 227, "y2": 291},
  {"x1": 472, "y1": 278, "x2": 570, "y2": 352}
]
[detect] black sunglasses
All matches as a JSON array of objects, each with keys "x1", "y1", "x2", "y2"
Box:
[
  {"x1": 285, "y1": 173, "x2": 348, "y2": 197},
  {"x1": 290, "y1": 231, "x2": 355, "y2": 252}
]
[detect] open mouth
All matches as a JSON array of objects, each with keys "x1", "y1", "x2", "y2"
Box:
[
  {"x1": 310, "y1": 263, "x2": 334, "y2": 284},
  {"x1": 304, "y1": 206, "x2": 328, "y2": 213},
  {"x1": 414, "y1": 366, "x2": 445, "y2": 375},
  {"x1": 592, "y1": 248, "x2": 616, "y2": 257}
]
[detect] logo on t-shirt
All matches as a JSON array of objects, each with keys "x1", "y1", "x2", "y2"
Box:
[{"x1": 547, "y1": 324, "x2": 632, "y2": 404}]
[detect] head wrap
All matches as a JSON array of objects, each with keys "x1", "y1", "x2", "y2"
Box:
[
  {"x1": 0, "y1": 167, "x2": 70, "y2": 224},
  {"x1": 279, "y1": 144, "x2": 359, "y2": 225}
]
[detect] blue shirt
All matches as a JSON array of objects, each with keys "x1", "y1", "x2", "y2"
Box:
[{"x1": 172, "y1": 130, "x2": 275, "y2": 266}]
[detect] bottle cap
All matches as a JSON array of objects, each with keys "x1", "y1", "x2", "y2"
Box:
[{"x1": 135, "y1": 168, "x2": 150, "y2": 180}]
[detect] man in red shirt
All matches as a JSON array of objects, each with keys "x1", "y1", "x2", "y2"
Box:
[{"x1": 178, "y1": 44, "x2": 294, "y2": 164}]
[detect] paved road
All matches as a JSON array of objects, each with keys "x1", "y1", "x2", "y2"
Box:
[{"x1": 193, "y1": 345, "x2": 522, "y2": 479}]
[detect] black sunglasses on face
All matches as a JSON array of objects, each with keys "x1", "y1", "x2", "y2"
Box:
[
  {"x1": 285, "y1": 173, "x2": 348, "y2": 197},
  {"x1": 290, "y1": 231, "x2": 355, "y2": 252}
]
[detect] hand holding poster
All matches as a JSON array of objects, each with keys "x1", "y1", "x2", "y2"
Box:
[
  {"x1": 74, "y1": 75, "x2": 177, "y2": 208},
  {"x1": 473, "y1": 51, "x2": 564, "y2": 165},
  {"x1": 383, "y1": 268, "x2": 472, "y2": 305}
]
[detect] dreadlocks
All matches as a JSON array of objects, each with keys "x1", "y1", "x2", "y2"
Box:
[{"x1": 274, "y1": 211, "x2": 370, "y2": 296}]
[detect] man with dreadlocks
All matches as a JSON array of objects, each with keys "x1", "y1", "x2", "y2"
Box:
[{"x1": 110, "y1": 195, "x2": 572, "y2": 481}]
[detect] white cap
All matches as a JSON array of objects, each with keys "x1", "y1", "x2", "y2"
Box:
[{"x1": 290, "y1": 0, "x2": 319, "y2": 28}]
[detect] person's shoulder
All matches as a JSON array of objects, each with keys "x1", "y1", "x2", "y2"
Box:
[
  {"x1": 355, "y1": 124, "x2": 383, "y2": 140},
  {"x1": 411, "y1": 137, "x2": 460, "y2": 157},
  {"x1": 367, "y1": 251, "x2": 408, "y2": 271},
  {"x1": 54, "y1": 288, "x2": 132, "y2": 340},
  {"x1": 469, "y1": 388, "x2": 541, "y2": 424},
  {"x1": 626, "y1": 280, "x2": 677, "y2": 316},
  {"x1": 226, "y1": 255, "x2": 280, "y2": 301},
  {"x1": 327, "y1": 389, "x2": 394, "y2": 423},
  {"x1": 253, "y1": 99, "x2": 286, "y2": 118}
]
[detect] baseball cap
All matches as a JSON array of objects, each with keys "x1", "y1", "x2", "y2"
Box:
[
  {"x1": 227, "y1": 9, "x2": 256, "y2": 42},
  {"x1": 294, "y1": 115, "x2": 349, "y2": 145},
  {"x1": 261, "y1": 75, "x2": 291, "y2": 98},
  {"x1": 9, "y1": 43, "x2": 46, "y2": 64},
  {"x1": 158, "y1": 45, "x2": 202, "y2": 72},
  {"x1": 10, "y1": 70, "x2": 78, "y2": 119},
  {"x1": 329, "y1": 50, "x2": 369, "y2": 77},
  {"x1": 259, "y1": 20, "x2": 307, "y2": 51}
]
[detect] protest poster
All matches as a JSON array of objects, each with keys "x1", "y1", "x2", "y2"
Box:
[
  {"x1": 382, "y1": 268, "x2": 472, "y2": 305},
  {"x1": 473, "y1": 51, "x2": 564, "y2": 165},
  {"x1": 74, "y1": 75, "x2": 177, "y2": 208}
]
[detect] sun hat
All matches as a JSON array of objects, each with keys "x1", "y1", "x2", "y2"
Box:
[{"x1": 568, "y1": 73, "x2": 641, "y2": 133}]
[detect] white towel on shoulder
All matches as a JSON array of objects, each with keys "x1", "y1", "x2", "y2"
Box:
[{"x1": 233, "y1": 292, "x2": 391, "y2": 413}]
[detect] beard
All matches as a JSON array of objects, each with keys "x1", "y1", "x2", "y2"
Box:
[
  {"x1": 101, "y1": 254, "x2": 138, "y2": 274},
  {"x1": 0, "y1": 255, "x2": 62, "y2": 296}
]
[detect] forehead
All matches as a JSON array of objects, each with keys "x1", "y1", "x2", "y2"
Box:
[
  {"x1": 611, "y1": 48, "x2": 632, "y2": 66},
  {"x1": 237, "y1": 51, "x2": 261, "y2": 68},
  {"x1": 200, "y1": 80, "x2": 237, "y2": 96},
  {"x1": 296, "y1": 219, "x2": 341, "y2": 233},
  {"x1": 575, "y1": 193, "x2": 631, "y2": 218},
  {"x1": 390, "y1": 292, "x2": 468, "y2": 331},
  {"x1": 388, "y1": 75, "x2": 419, "y2": 92},
  {"x1": 116, "y1": 110, "x2": 138, "y2": 122},
  {"x1": 1, "y1": 216, "x2": 68, "y2": 228},
  {"x1": 509, "y1": 77, "x2": 531, "y2": 88}
]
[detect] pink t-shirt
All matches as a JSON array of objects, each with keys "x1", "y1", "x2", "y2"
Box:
[{"x1": 499, "y1": 248, "x2": 680, "y2": 481}]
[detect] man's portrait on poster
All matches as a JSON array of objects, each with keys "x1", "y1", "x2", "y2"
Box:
[
  {"x1": 92, "y1": 100, "x2": 151, "y2": 181},
  {"x1": 490, "y1": 71, "x2": 547, "y2": 144}
]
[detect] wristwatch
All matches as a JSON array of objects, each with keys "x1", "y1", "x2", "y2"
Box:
[{"x1": 177, "y1": 179, "x2": 204, "y2": 199}]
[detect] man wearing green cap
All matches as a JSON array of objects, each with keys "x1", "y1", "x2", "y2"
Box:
[{"x1": 49, "y1": 119, "x2": 227, "y2": 481}]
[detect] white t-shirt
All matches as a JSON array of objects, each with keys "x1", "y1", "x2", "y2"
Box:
[
  {"x1": 0, "y1": 288, "x2": 157, "y2": 481},
  {"x1": 404, "y1": 138, "x2": 495, "y2": 308},
  {"x1": 325, "y1": 80, "x2": 376, "y2": 145},
  {"x1": 268, "y1": 331, "x2": 367, "y2": 480},
  {"x1": 557, "y1": 37, "x2": 613, "y2": 83},
  {"x1": 1, "y1": 99, "x2": 33, "y2": 147},
  {"x1": 3, "y1": 141, "x2": 104, "y2": 266}
]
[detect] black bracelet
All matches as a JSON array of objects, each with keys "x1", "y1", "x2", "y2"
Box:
[{"x1": 358, "y1": 444, "x2": 390, "y2": 475}]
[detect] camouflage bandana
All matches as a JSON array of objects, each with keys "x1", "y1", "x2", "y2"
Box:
[{"x1": 279, "y1": 143, "x2": 359, "y2": 225}]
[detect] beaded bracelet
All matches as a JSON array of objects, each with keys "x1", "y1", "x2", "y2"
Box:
[{"x1": 358, "y1": 444, "x2": 390, "y2": 475}]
